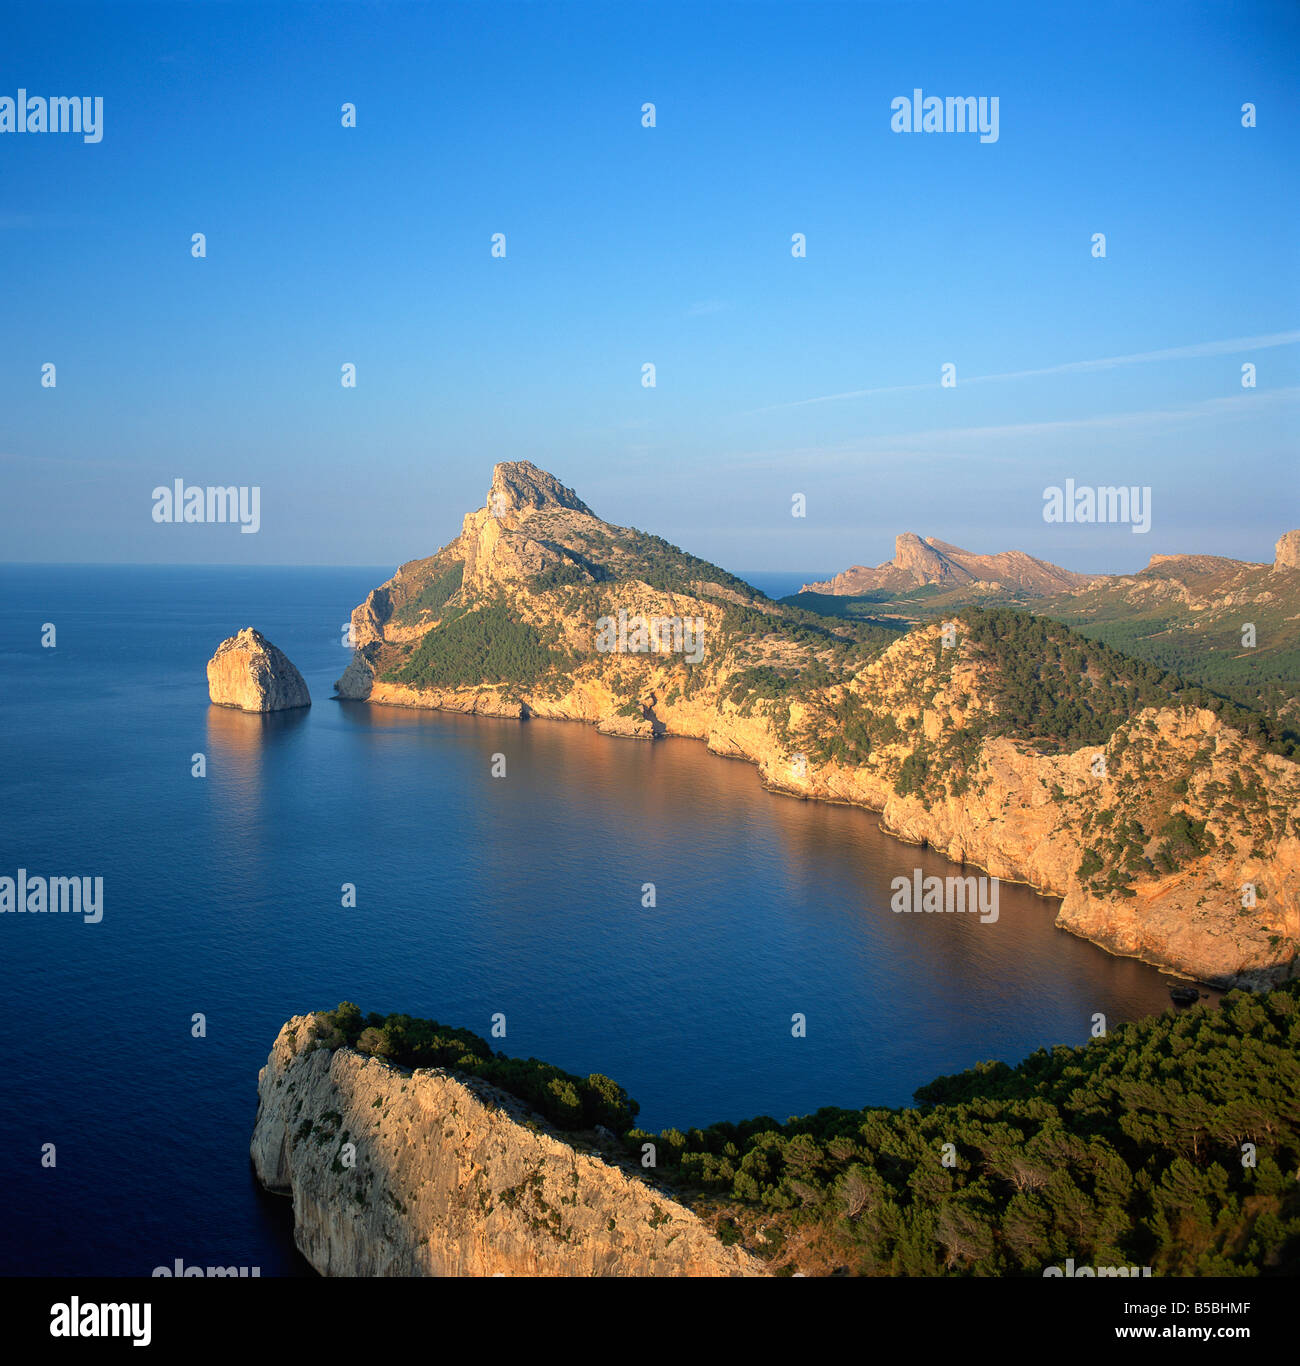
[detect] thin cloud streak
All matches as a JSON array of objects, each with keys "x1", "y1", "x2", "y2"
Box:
[
  {"x1": 721, "y1": 386, "x2": 1300, "y2": 473},
  {"x1": 742, "y1": 331, "x2": 1300, "y2": 415}
]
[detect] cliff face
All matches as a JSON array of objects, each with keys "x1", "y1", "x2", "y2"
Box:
[
  {"x1": 1276, "y1": 531, "x2": 1300, "y2": 573},
  {"x1": 251, "y1": 1014, "x2": 765, "y2": 1277},
  {"x1": 207, "y1": 628, "x2": 311, "y2": 712},
  {"x1": 334, "y1": 463, "x2": 1299, "y2": 989}
]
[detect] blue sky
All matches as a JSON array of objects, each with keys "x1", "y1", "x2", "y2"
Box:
[{"x1": 1, "y1": 0, "x2": 1297, "y2": 575}]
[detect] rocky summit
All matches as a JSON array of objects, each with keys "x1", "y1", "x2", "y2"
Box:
[
  {"x1": 334, "y1": 462, "x2": 1299, "y2": 988},
  {"x1": 207, "y1": 627, "x2": 311, "y2": 712},
  {"x1": 250, "y1": 1012, "x2": 765, "y2": 1277}
]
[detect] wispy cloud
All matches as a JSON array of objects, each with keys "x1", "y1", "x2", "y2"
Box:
[
  {"x1": 964, "y1": 332, "x2": 1300, "y2": 386},
  {"x1": 743, "y1": 331, "x2": 1300, "y2": 415},
  {"x1": 874, "y1": 384, "x2": 1300, "y2": 448},
  {"x1": 721, "y1": 386, "x2": 1300, "y2": 472}
]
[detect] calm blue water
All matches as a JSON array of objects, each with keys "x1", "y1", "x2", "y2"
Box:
[{"x1": 0, "y1": 565, "x2": 1189, "y2": 1276}]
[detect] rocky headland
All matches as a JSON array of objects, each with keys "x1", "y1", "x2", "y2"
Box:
[
  {"x1": 251, "y1": 988, "x2": 1300, "y2": 1278},
  {"x1": 250, "y1": 1012, "x2": 764, "y2": 1276},
  {"x1": 333, "y1": 462, "x2": 1299, "y2": 989}
]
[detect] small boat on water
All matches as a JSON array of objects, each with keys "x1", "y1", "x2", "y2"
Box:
[{"x1": 1169, "y1": 985, "x2": 1201, "y2": 1005}]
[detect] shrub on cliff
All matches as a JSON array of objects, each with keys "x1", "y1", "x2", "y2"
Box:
[{"x1": 315, "y1": 1004, "x2": 639, "y2": 1134}]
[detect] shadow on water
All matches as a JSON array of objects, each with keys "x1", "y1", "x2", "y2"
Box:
[{"x1": 250, "y1": 1171, "x2": 318, "y2": 1277}]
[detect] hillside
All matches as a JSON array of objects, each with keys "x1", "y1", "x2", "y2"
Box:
[
  {"x1": 336, "y1": 462, "x2": 1300, "y2": 987},
  {"x1": 1036, "y1": 533, "x2": 1300, "y2": 723},
  {"x1": 338, "y1": 460, "x2": 901, "y2": 730},
  {"x1": 795, "y1": 533, "x2": 1300, "y2": 729}
]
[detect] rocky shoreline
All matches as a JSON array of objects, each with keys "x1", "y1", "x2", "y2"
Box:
[{"x1": 336, "y1": 666, "x2": 1298, "y2": 991}]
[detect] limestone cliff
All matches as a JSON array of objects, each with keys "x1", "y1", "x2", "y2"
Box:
[
  {"x1": 334, "y1": 463, "x2": 1299, "y2": 989},
  {"x1": 207, "y1": 628, "x2": 311, "y2": 712},
  {"x1": 251, "y1": 1013, "x2": 765, "y2": 1277}
]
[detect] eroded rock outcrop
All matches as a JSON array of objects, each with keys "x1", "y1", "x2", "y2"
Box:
[
  {"x1": 251, "y1": 1014, "x2": 765, "y2": 1277},
  {"x1": 1275, "y1": 531, "x2": 1300, "y2": 573},
  {"x1": 207, "y1": 628, "x2": 311, "y2": 712}
]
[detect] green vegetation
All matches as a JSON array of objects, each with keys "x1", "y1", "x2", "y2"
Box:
[
  {"x1": 724, "y1": 659, "x2": 850, "y2": 715},
  {"x1": 798, "y1": 610, "x2": 1295, "y2": 812},
  {"x1": 526, "y1": 553, "x2": 607, "y2": 592},
  {"x1": 1037, "y1": 565, "x2": 1300, "y2": 723},
  {"x1": 787, "y1": 584, "x2": 1039, "y2": 622},
  {"x1": 313, "y1": 1003, "x2": 638, "y2": 1134},
  {"x1": 384, "y1": 600, "x2": 568, "y2": 689},
  {"x1": 619, "y1": 529, "x2": 764, "y2": 600},
  {"x1": 630, "y1": 982, "x2": 1300, "y2": 1275},
  {"x1": 1153, "y1": 810, "x2": 1213, "y2": 875},
  {"x1": 725, "y1": 664, "x2": 795, "y2": 705},
  {"x1": 390, "y1": 560, "x2": 465, "y2": 624},
  {"x1": 794, "y1": 573, "x2": 1300, "y2": 742},
  {"x1": 802, "y1": 694, "x2": 903, "y2": 767},
  {"x1": 717, "y1": 600, "x2": 899, "y2": 661},
  {"x1": 1060, "y1": 617, "x2": 1300, "y2": 723},
  {"x1": 959, "y1": 609, "x2": 1296, "y2": 756}
]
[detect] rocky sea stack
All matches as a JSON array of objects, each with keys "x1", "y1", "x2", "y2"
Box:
[{"x1": 207, "y1": 628, "x2": 311, "y2": 712}]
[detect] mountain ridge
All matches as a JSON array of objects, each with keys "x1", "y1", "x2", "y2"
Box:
[{"x1": 802, "y1": 533, "x2": 1102, "y2": 597}]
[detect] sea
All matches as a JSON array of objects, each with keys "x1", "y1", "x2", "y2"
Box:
[{"x1": 0, "y1": 564, "x2": 1195, "y2": 1275}]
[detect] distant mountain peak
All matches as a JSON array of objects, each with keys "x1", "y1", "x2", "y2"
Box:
[{"x1": 802, "y1": 535, "x2": 1098, "y2": 597}]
